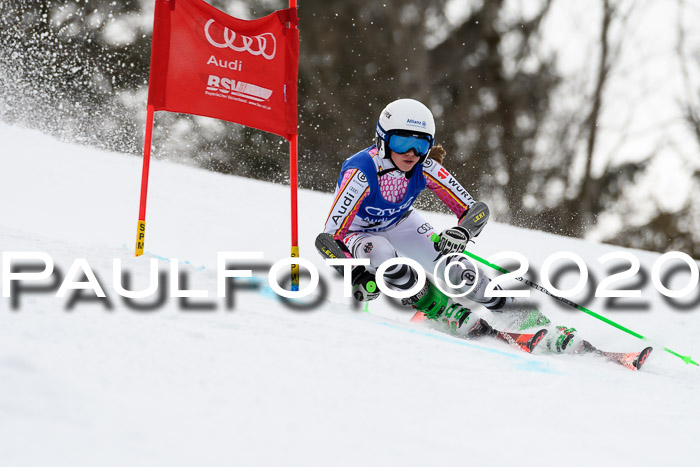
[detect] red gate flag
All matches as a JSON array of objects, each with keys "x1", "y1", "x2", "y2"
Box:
[
  {"x1": 136, "y1": 0, "x2": 300, "y2": 272},
  {"x1": 148, "y1": 0, "x2": 299, "y2": 140}
]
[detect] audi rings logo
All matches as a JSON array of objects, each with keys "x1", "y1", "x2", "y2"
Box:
[
  {"x1": 204, "y1": 19, "x2": 276, "y2": 60},
  {"x1": 417, "y1": 223, "x2": 433, "y2": 235}
]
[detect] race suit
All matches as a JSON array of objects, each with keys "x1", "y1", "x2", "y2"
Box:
[{"x1": 322, "y1": 145, "x2": 505, "y2": 310}]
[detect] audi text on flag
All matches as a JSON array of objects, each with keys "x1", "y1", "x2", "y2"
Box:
[{"x1": 147, "y1": 0, "x2": 299, "y2": 140}]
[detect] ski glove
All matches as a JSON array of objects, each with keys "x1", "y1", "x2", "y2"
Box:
[
  {"x1": 352, "y1": 268, "x2": 380, "y2": 302},
  {"x1": 434, "y1": 202, "x2": 490, "y2": 256},
  {"x1": 458, "y1": 201, "x2": 490, "y2": 239},
  {"x1": 435, "y1": 226, "x2": 470, "y2": 256}
]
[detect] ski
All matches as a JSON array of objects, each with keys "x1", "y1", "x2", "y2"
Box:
[
  {"x1": 411, "y1": 312, "x2": 548, "y2": 353},
  {"x1": 515, "y1": 310, "x2": 654, "y2": 371},
  {"x1": 492, "y1": 328, "x2": 548, "y2": 354},
  {"x1": 577, "y1": 340, "x2": 653, "y2": 371}
]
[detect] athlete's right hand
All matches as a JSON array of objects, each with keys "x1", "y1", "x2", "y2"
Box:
[{"x1": 434, "y1": 226, "x2": 470, "y2": 256}]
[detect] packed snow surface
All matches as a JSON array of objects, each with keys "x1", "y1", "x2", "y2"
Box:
[{"x1": 1, "y1": 123, "x2": 698, "y2": 466}]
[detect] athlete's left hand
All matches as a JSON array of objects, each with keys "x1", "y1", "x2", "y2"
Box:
[
  {"x1": 435, "y1": 226, "x2": 470, "y2": 255},
  {"x1": 352, "y1": 268, "x2": 380, "y2": 302}
]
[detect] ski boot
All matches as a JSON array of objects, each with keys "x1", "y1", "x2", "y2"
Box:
[
  {"x1": 516, "y1": 307, "x2": 552, "y2": 330},
  {"x1": 545, "y1": 326, "x2": 577, "y2": 353},
  {"x1": 403, "y1": 281, "x2": 485, "y2": 337},
  {"x1": 466, "y1": 317, "x2": 493, "y2": 338}
]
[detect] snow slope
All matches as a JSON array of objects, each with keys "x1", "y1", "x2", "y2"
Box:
[{"x1": 1, "y1": 123, "x2": 698, "y2": 467}]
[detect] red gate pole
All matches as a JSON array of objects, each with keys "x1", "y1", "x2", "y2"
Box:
[
  {"x1": 289, "y1": 0, "x2": 300, "y2": 290},
  {"x1": 290, "y1": 133, "x2": 300, "y2": 290},
  {"x1": 135, "y1": 104, "x2": 155, "y2": 256}
]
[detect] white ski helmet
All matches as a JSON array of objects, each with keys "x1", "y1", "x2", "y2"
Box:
[{"x1": 376, "y1": 98, "x2": 435, "y2": 163}]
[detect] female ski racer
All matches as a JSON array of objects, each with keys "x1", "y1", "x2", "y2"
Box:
[{"x1": 318, "y1": 98, "x2": 575, "y2": 352}]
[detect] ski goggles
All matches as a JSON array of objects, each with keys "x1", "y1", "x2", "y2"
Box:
[{"x1": 386, "y1": 131, "x2": 434, "y2": 157}]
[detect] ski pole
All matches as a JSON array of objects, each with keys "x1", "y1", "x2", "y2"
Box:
[{"x1": 431, "y1": 233, "x2": 698, "y2": 366}]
